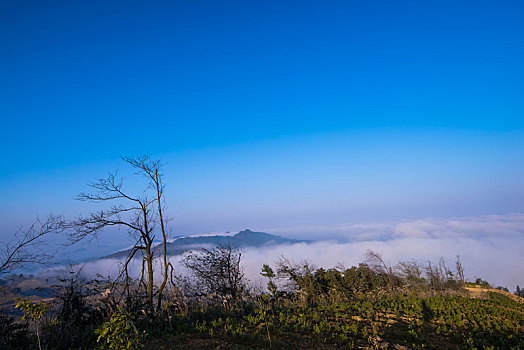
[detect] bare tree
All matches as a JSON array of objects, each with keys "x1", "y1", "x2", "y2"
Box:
[
  {"x1": 455, "y1": 255, "x2": 465, "y2": 286},
  {"x1": 439, "y1": 257, "x2": 453, "y2": 283},
  {"x1": 365, "y1": 250, "x2": 396, "y2": 289},
  {"x1": 70, "y1": 155, "x2": 172, "y2": 313},
  {"x1": 425, "y1": 260, "x2": 446, "y2": 292},
  {"x1": 0, "y1": 215, "x2": 65, "y2": 275},
  {"x1": 395, "y1": 260, "x2": 424, "y2": 280},
  {"x1": 122, "y1": 156, "x2": 173, "y2": 311},
  {"x1": 183, "y1": 244, "x2": 245, "y2": 310},
  {"x1": 395, "y1": 259, "x2": 425, "y2": 288}
]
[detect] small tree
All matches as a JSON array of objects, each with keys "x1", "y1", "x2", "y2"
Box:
[
  {"x1": 365, "y1": 250, "x2": 397, "y2": 290},
  {"x1": 275, "y1": 258, "x2": 330, "y2": 305},
  {"x1": 395, "y1": 259, "x2": 426, "y2": 289},
  {"x1": 426, "y1": 261, "x2": 441, "y2": 292},
  {"x1": 183, "y1": 244, "x2": 245, "y2": 309},
  {"x1": 455, "y1": 255, "x2": 465, "y2": 287},
  {"x1": 474, "y1": 277, "x2": 491, "y2": 288},
  {"x1": 261, "y1": 264, "x2": 278, "y2": 297},
  {"x1": 15, "y1": 298, "x2": 49, "y2": 350}
]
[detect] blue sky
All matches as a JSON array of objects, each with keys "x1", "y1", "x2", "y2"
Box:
[{"x1": 1, "y1": 0, "x2": 523, "y2": 240}]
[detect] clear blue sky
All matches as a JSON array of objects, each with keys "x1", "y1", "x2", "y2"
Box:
[{"x1": 1, "y1": 0, "x2": 523, "y2": 239}]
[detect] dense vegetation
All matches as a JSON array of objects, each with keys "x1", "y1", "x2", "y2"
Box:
[
  {"x1": 170, "y1": 291, "x2": 523, "y2": 349},
  {"x1": 1, "y1": 247, "x2": 522, "y2": 349}
]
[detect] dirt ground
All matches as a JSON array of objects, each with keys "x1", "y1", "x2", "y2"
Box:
[{"x1": 465, "y1": 285, "x2": 523, "y2": 303}]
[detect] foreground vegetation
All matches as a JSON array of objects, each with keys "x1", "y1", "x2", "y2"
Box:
[
  {"x1": 161, "y1": 291, "x2": 523, "y2": 349},
  {"x1": 1, "y1": 248, "x2": 522, "y2": 349}
]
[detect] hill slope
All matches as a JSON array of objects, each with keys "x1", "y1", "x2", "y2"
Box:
[{"x1": 106, "y1": 229, "x2": 310, "y2": 259}]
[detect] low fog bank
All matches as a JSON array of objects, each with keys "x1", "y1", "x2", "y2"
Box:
[{"x1": 47, "y1": 213, "x2": 523, "y2": 292}]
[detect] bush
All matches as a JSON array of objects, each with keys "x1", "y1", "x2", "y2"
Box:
[
  {"x1": 183, "y1": 244, "x2": 246, "y2": 310},
  {"x1": 95, "y1": 307, "x2": 147, "y2": 350}
]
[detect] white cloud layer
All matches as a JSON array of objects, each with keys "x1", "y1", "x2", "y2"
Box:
[
  {"x1": 263, "y1": 213, "x2": 524, "y2": 242},
  {"x1": 60, "y1": 213, "x2": 524, "y2": 292}
]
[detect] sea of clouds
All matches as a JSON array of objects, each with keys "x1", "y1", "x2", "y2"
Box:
[{"x1": 62, "y1": 213, "x2": 524, "y2": 292}]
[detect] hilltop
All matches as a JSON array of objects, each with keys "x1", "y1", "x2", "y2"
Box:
[{"x1": 106, "y1": 229, "x2": 311, "y2": 259}]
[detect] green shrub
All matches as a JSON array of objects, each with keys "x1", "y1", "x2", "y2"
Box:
[
  {"x1": 95, "y1": 308, "x2": 147, "y2": 350},
  {"x1": 15, "y1": 298, "x2": 48, "y2": 350}
]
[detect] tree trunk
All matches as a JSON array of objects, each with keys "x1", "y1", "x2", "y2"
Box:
[{"x1": 145, "y1": 243, "x2": 154, "y2": 311}]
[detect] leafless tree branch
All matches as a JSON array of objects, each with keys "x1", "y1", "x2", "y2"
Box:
[{"x1": 0, "y1": 214, "x2": 66, "y2": 275}]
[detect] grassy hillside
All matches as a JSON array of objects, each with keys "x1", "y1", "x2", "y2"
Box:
[{"x1": 144, "y1": 291, "x2": 523, "y2": 349}]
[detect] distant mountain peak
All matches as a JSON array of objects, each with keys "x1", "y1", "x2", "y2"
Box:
[{"x1": 105, "y1": 229, "x2": 311, "y2": 259}]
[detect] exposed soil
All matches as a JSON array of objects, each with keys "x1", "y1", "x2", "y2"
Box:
[{"x1": 465, "y1": 285, "x2": 524, "y2": 303}]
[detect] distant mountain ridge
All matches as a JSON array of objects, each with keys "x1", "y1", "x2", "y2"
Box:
[{"x1": 106, "y1": 229, "x2": 310, "y2": 259}]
